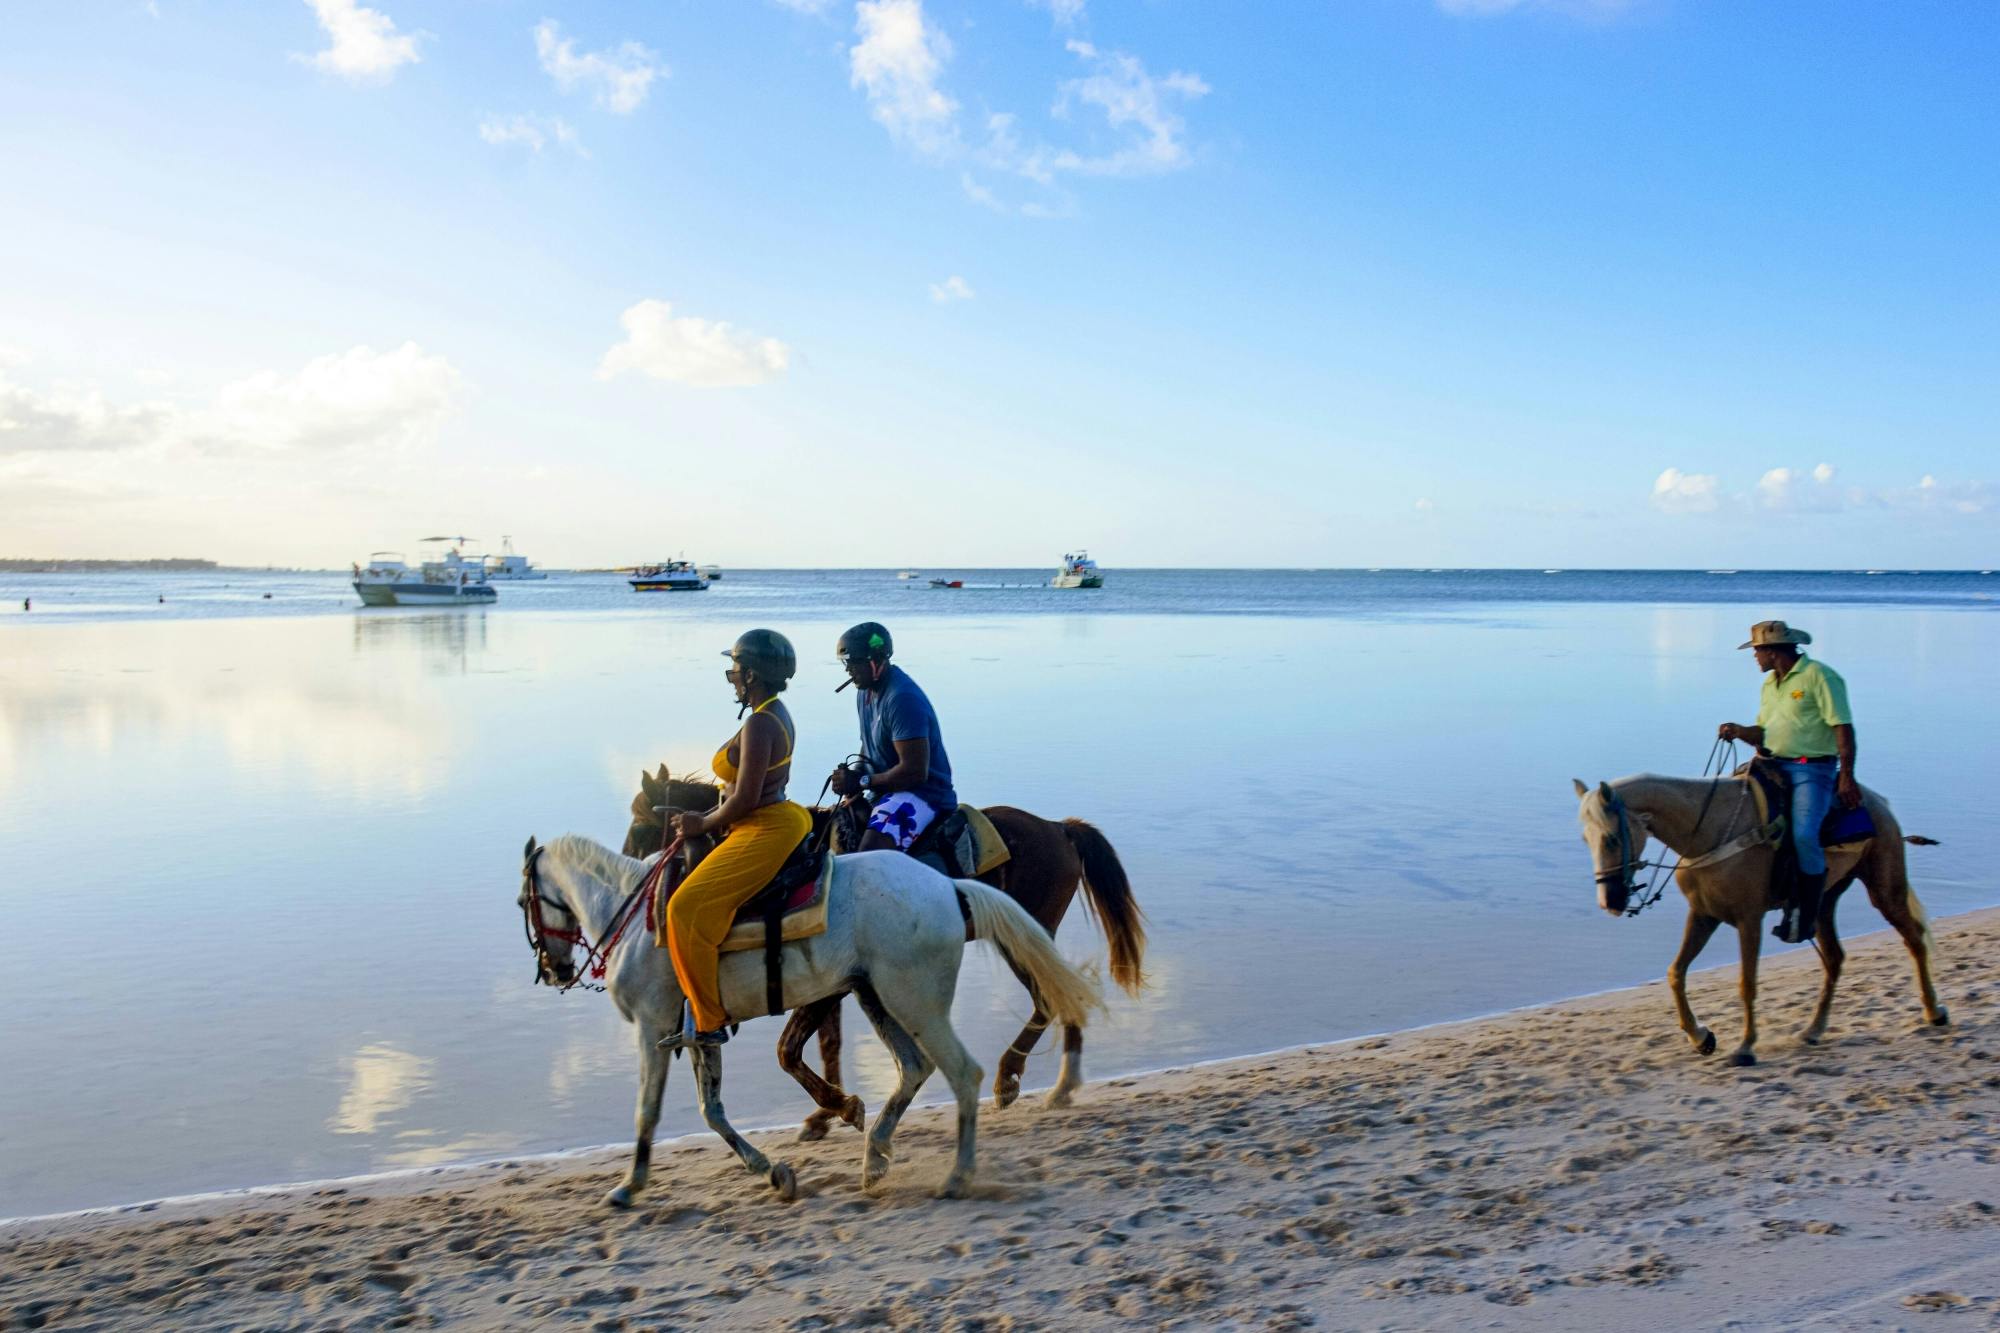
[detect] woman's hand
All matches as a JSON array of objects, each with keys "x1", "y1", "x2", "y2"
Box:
[{"x1": 674, "y1": 810, "x2": 710, "y2": 839}]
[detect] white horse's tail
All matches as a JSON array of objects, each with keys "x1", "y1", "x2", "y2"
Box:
[{"x1": 956, "y1": 880, "x2": 1103, "y2": 1030}]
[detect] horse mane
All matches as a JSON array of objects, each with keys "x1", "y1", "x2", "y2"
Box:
[{"x1": 548, "y1": 833, "x2": 642, "y2": 889}]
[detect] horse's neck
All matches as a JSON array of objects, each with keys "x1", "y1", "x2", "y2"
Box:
[
  {"x1": 1621, "y1": 774, "x2": 1754, "y2": 857},
  {"x1": 549, "y1": 845, "x2": 640, "y2": 938}
]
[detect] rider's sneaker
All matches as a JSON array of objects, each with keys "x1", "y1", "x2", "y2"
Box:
[
  {"x1": 1772, "y1": 906, "x2": 1804, "y2": 944},
  {"x1": 657, "y1": 1017, "x2": 731, "y2": 1052}
]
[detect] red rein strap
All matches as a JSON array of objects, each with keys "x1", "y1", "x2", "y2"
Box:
[{"x1": 585, "y1": 837, "x2": 684, "y2": 981}]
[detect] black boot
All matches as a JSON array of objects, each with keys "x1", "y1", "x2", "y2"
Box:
[{"x1": 1775, "y1": 871, "x2": 1827, "y2": 944}]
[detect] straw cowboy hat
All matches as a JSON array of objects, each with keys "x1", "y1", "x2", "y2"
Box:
[{"x1": 1739, "y1": 619, "x2": 1813, "y2": 649}]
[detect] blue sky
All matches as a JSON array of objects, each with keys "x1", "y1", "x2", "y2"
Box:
[{"x1": 2, "y1": 0, "x2": 1993, "y2": 567}]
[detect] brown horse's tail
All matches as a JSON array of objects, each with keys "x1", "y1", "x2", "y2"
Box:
[{"x1": 1061, "y1": 818, "x2": 1147, "y2": 996}]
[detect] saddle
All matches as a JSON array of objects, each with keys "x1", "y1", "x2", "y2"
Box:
[
  {"x1": 1740, "y1": 759, "x2": 1877, "y2": 903},
  {"x1": 656, "y1": 833, "x2": 834, "y2": 1019},
  {"x1": 910, "y1": 804, "x2": 1011, "y2": 879}
]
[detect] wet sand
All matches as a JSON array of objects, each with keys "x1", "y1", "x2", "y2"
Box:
[{"x1": 5, "y1": 908, "x2": 1997, "y2": 1330}]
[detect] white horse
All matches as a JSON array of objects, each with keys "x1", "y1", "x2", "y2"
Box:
[{"x1": 517, "y1": 834, "x2": 1100, "y2": 1205}]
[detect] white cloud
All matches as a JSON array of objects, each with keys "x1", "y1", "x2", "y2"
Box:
[
  {"x1": 1896, "y1": 474, "x2": 1994, "y2": 515},
  {"x1": 1048, "y1": 40, "x2": 1209, "y2": 176},
  {"x1": 928, "y1": 275, "x2": 975, "y2": 303},
  {"x1": 770, "y1": 0, "x2": 835, "y2": 11},
  {"x1": 1651, "y1": 467, "x2": 1720, "y2": 514},
  {"x1": 0, "y1": 343, "x2": 461, "y2": 458},
  {"x1": 1414, "y1": 497, "x2": 1435, "y2": 512},
  {"x1": 300, "y1": 0, "x2": 422, "y2": 82},
  {"x1": 850, "y1": 0, "x2": 960, "y2": 157},
  {"x1": 1755, "y1": 463, "x2": 1853, "y2": 513},
  {"x1": 201, "y1": 343, "x2": 461, "y2": 453},
  {"x1": 534, "y1": 20, "x2": 665, "y2": 115},
  {"x1": 597, "y1": 300, "x2": 791, "y2": 389},
  {"x1": 1029, "y1": 0, "x2": 1087, "y2": 26},
  {"x1": 479, "y1": 114, "x2": 586, "y2": 156},
  {"x1": 0, "y1": 376, "x2": 172, "y2": 455},
  {"x1": 1812, "y1": 462, "x2": 1836, "y2": 484}
]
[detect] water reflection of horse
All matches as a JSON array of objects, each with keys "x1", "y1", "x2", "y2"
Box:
[
  {"x1": 1575, "y1": 774, "x2": 1946, "y2": 1068},
  {"x1": 626, "y1": 766, "x2": 1146, "y2": 1138},
  {"x1": 519, "y1": 834, "x2": 1099, "y2": 1205}
]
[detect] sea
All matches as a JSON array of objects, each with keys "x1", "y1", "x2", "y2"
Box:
[{"x1": 2, "y1": 567, "x2": 1996, "y2": 1218}]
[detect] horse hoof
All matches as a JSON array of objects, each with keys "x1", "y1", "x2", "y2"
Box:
[
  {"x1": 797, "y1": 1116, "x2": 833, "y2": 1144},
  {"x1": 1044, "y1": 1086, "x2": 1074, "y2": 1110},
  {"x1": 768, "y1": 1163, "x2": 797, "y2": 1202},
  {"x1": 1931, "y1": 1008, "x2": 1951, "y2": 1028},
  {"x1": 1728, "y1": 1050, "x2": 1757, "y2": 1068},
  {"x1": 1800, "y1": 1030, "x2": 1821, "y2": 1047},
  {"x1": 604, "y1": 1184, "x2": 634, "y2": 1209},
  {"x1": 841, "y1": 1096, "x2": 867, "y2": 1132},
  {"x1": 993, "y1": 1078, "x2": 1020, "y2": 1110},
  {"x1": 1696, "y1": 1030, "x2": 1717, "y2": 1057},
  {"x1": 937, "y1": 1174, "x2": 973, "y2": 1200}
]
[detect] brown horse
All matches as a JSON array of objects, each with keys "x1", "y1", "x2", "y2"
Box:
[
  {"x1": 625, "y1": 765, "x2": 1146, "y2": 1137},
  {"x1": 1574, "y1": 773, "x2": 1946, "y2": 1067}
]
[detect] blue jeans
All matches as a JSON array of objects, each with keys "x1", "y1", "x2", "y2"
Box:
[{"x1": 1785, "y1": 762, "x2": 1837, "y2": 876}]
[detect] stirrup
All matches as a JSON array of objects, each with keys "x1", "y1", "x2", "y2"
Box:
[
  {"x1": 657, "y1": 1009, "x2": 730, "y2": 1052},
  {"x1": 1771, "y1": 906, "x2": 1806, "y2": 944}
]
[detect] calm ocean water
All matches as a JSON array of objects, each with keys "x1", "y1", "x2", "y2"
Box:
[{"x1": 2, "y1": 569, "x2": 1996, "y2": 1216}]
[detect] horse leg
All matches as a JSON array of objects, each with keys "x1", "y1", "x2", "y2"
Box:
[
  {"x1": 866, "y1": 972, "x2": 985, "y2": 1199},
  {"x1": 607, "y1": 1019, "x2": 672, "y2": 1209},
  {"x1": 1864, "y1": 862, "x2": 1949, "y2": 1027},
  {"x1": 1047, "y1": 1025, "x2": 1084, "y2": 1109},
  {"x1": 689, "y1": 1043, "x2": 796, "y2": 1201},
  {"x1": 1729, "y1": 919, "x2": 1761, "y2": 1066},
  {"x1": 852, "y1": 981, "x2": 935, "y2": 1193},
  {"x1": 780, "y1": 996, "x2": 863, "y2": 1142},
  {"x1": 1669, "y1": 911, "x2": 1721, "y2": 1056},
  {"x1": 993, "y1": 957, "x2": 1049, "y2": 1109},
  {"x1": 1801, "y1": 885, "x2": 1848, "y2": 1045}
]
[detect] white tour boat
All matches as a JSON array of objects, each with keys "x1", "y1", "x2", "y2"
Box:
[
  {"x1": 1051, "y1": 551, "x2": 1104, "y2": 589},
  {"x1": 629, "y1": 559, "x2": 708, "y2": 592},
  {"x1": 482, "y1": 536, "x2": 548, "y2": 581},
  {"x1": 353, "y1": 537, "x2": 498, "y2": 606}
]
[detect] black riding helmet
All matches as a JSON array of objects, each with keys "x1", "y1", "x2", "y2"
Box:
[
  {"x1": 836, "y1": 622, "x2": 892, "y2": 663},
  {"x1": 723, "y1": 628, "x2": 797, "y2": 690}
]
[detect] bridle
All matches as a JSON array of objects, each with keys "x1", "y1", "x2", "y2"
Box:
[
  {"x1": 521, "y1": 836, "x2": 683, "y2": 993},
  {"x1": 1597, "y1": 738, "x2": 1741, "y2": 919}
]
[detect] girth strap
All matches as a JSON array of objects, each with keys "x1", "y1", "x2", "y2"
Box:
[{"x1": 763, "y1": 896, "x2": 785, "y2": 1018}]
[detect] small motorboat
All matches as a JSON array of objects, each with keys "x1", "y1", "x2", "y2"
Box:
[
  {"x1": 1051, "y1": 551, "x2": 1103, "y2": 589},
  {"x1": 630, "y1": 559, "x2": 708, "y2": 592},
  {"x1": 481, "y1": 536, "x2": 548, "y2": 581},
  {"x1": 929, "y1": 578, "x2": 963, "y2": 589}
]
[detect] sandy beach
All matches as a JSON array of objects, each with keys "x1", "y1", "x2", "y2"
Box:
[{"x1": 5, "y1": 907, "x2": 1996, "y2": 1331}]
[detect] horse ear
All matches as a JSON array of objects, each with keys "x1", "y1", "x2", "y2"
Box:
[
  {"x1": 656, "y1": 763, "x2": 670, "y2": 784},
  {"x1": 1597, "y1": 781, "x2": 1615, "y2": 801},
  {"x1": 1572, "y1": 778, "x2": 1589, "y2": 798},
  {"x1": 523, "y1": 835, "x2": 537, "y2": 860}
]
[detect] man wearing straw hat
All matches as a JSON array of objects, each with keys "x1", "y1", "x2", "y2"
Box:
[{"x1": 1716, "y1": 620, "x2": 1860, "y2": 944}]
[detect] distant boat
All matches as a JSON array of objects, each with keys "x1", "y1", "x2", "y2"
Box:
[
  {"x1": 629, "y1": 559, "x2": 707, "y2": 592},
  {"x1": 353, "y1": 537, "x2": 497, "y2": 606},
  {"x1": 698, "y1": 564, "x2": 723, "y2": 581},
  {"x1": 896, "y1": 570, "x2": 921, "y2": 580},
  {"x1": 929, "y1": 578, "x2": 964, "y2": 589},
  {"x1": 1542, "y1": 569, "x2": 1562, "y2": 575},
  {"x1": 1051, "y1": 550, "x2": 1103, "y2": 589},
  {"x1": 482, "y1": 535, "x2": 547, "y2": 581}
]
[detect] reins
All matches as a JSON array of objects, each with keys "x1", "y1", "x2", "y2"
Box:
[
  {"x1": 524, "y1": 836, "x2": 685, "y2": 993},
  {"x1": 1607, "y1": 737, "x2": 1743, "y2": 918}
]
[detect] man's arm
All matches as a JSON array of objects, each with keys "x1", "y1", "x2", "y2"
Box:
[
  {"x1": 866, "y1": 737, "x2": 931, "y2": 796},
  {"x1": 1717, "y1": 723, "x2": 1766, "y2": 746}
]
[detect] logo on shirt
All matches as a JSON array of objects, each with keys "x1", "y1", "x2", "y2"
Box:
[{"x1": 1791, "y1": 690, "x2": 1804, "y2": 700}]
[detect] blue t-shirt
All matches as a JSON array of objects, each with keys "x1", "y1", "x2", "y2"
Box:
[{"x1": 857, "y1": 665, "x2": 957, "y2": 814}]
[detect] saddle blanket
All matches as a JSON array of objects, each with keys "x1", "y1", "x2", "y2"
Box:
[
  {"x1": 719, "y1": 850, "x2": 834, "y2": 953},
  {"x1": 959, "y1": 805, "x2": 1011, "y2": 876}
]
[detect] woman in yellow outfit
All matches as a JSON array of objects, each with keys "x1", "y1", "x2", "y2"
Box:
[{"x1": 659, "y1": 629, "x2": 812, "y2": 1048}]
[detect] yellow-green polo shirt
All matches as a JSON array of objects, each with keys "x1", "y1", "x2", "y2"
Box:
[{"x1": 1756, "y1": 654, "x2": 1852, "y2": 759}]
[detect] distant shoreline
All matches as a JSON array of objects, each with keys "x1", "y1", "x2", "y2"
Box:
[{"x1": 0, "y1": 558, "x2": 217, "y2": 573}]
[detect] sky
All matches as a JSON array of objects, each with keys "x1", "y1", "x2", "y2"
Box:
[{"x1": 1, "y1": 0, "x2": 1994, "y2": 569}]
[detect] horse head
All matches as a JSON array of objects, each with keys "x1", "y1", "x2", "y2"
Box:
[
  {"x1": 518, "y1": 835, "x2": 581, "y2": 987},
  {"x1": 624, "y1": 764, "x2": 724, "y2": 857},
  {"x1": 1573, "y1": 778, "x2": 1647, "y2": 917}
]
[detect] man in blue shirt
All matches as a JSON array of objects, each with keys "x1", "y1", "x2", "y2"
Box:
[{"x1": 830, "y1": 622, "x2": 958, "y2": 852}]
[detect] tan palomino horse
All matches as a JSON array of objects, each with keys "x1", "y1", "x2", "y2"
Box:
[{"x1": 1574, "y1": 774, "x2": 1947, "y2": 1067}]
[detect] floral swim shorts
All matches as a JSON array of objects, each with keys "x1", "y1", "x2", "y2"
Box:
[{"x1": 866, "y1": 793, "x2": 940, "y2": 850}]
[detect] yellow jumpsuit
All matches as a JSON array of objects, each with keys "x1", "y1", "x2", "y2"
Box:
[{"x1": 661, "y1": 698, "x2": 812, "y2": 1032}]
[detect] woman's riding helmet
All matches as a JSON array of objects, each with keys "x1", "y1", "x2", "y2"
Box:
[{"x1": 723, "y1": 628, "x2": 797, "y2": 690}]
